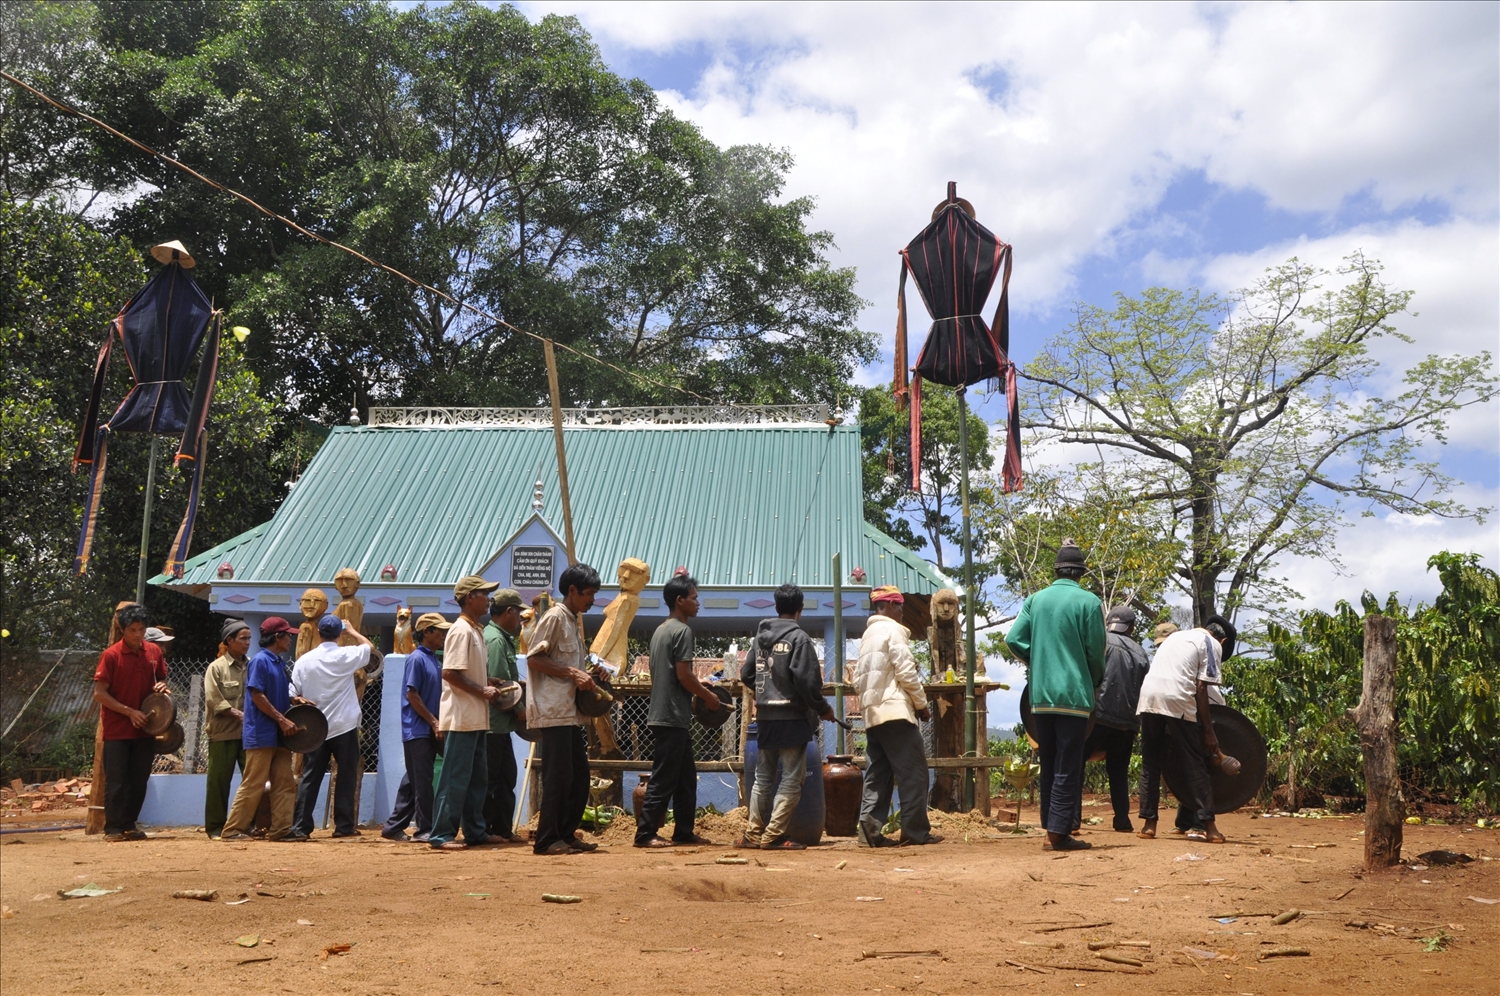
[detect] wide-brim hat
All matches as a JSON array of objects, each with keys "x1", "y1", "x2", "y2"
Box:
[{"x1": 149, "y1": 240, "x2": 196, "y2": 268}]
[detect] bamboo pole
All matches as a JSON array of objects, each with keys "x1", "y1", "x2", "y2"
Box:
[
  {"x1": 832, "y1": 553, "x2": 846, "y2": 755},
  {"x1": 542, "y1": 340, "x2": 577, "y2": 564},
  {"x1": 135, "y1": 435, "x2": 160, "y2": 603},
  {"x1": 957, "y1": 388, "x2": 977, "y2": 810}
]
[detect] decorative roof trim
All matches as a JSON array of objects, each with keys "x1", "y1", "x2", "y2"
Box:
[{"x1": 366, "y1": 404, "x2": 830, "y2": 428}]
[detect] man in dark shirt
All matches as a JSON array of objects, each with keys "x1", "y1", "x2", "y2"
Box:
[
  {"x1": 382, "y1": 613, "x2": 449, "y2": 842},
  {"x1": 1074, "y1": 606, "x2": 1151, "y2": 833},
  {"x1": 483, "y1": 590, "x2": 524, "y2": 842},
  {"x1": 635, "y1": 573, "x2": 721, "y2": 848},
  {"x1": 92, "y1": 603, "x2": 170, "y2": 841},
  {"x1": 736, "y1": 583, "x2": 834, "y2": 850}
]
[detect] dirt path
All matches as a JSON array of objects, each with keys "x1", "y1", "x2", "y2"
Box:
[{"x1": 1, "y1": 811, "x2": 1494, "y2": 995}]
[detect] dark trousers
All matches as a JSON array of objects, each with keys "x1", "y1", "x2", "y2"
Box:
[
  {"x1": 384, "y1": 736, "x2": 438, "y2": 836},
  {"x1": 636, "y1": 725, "x2": 698, "y2": 844},
  {"x1": 431, "y1": 730, "x2": 489, "y2": 845},
  {"x1": 102, "y1": 737, "x2": 155, "y2": 834},
  {"x1": 1035, "y1": 713, "x2": 1088, "y2": 835},
  {"x1": 859, "y1": 719, "x2": 933, "y2": 844},
  {"x1": 1138, "y1": 713, "x2": 1215, "y2": 827},
  {"x1": 484, "y1": 732, "x2": 518, "y2": 839},
  {"x1": 534, "y1": 724, "x2": 589, "y2": 853},
  {"x1": 293, "y1": 728, "x2": 360, "y2": 835},
  {"x1": 1073, "y1": 724, "x2": 1136, "y2": 830},
  {"x1": 203, "y1": 739, "x2": 246, "y2": 837}
]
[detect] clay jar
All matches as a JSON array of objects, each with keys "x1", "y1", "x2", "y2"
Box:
[
  {"x1": 822, "y1": 754, "x2": 861, "y2": 837},
  {"x1": 632, "y1": 774, "x2": 649, "y2": 817}
]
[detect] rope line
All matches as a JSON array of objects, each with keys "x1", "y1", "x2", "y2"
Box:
[{"x1": 1, "y1": 69, "x2": 719, "y2": 405}]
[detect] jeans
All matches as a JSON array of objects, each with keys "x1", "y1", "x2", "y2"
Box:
[
  {"x1": 484, "y1": 732, "x2": 518, "y2": 839},
  {"x1": 636, "y1": 725, "x2": 698, "y2": 845},
  {"x1": 384, "y1": 736, "x2": 438, "y2": 837},
  {"x1": 1138, "y1": 713, "x2": 1215, "y2": 827},
  {"x1": 222, "y1": 747, "x2": 296, "y2": 838},
  {"x1": 1073, "y1": 724, "x2": 1136, "y2": 830},
  {"x1": 744, "y1": 744, "x2": 807, "y2": 844},
  {"x1": 102, "y1": 738, "x2": 155, "y2": 835},
  {"x1": 534, "y1": 724, "x2": 589, "y2": 853},
  {"x1": 292, "y1": 728, "x2": 361, "y2": 836},
  {"x1": 859, "y1": 719, "x2": 932, "y2": 844},
  {"x1": 203, "y1": 738, "x2": 245, "y2": 837},
  {"x1": 430, "y1": 730, "x2": 489, "y2": 846},
  {"x1": 1034, "y1": 713, "x2": 1088, "y2": 835}
]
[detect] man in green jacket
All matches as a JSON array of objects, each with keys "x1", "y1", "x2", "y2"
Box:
[
  {"x1": 1006, "y1": 539, "x2": 1106, "y2": 852},
  {"x1": 484, "y1": 589, "x2": 524, "y2": 841}
]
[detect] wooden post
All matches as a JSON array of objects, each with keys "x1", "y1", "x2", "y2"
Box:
[
  {"x1": 1350, "y1": 615, "x2": 1403, "y2": 869},
  {"x1": 85, "y1": 719, "x2": 106, "y2": 834},
  {"x1": 182, "y1": 675, "x2": 204, "y2": 774},
  {"x1": 542, "y1": 339, "x2": 577, "y2": 564}
]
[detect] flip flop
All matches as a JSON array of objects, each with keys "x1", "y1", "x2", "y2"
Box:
[
  {"x1": 1184, "y1": 830, "x2": 1209, "y2": 842},
  {"x1": 1136, "y1": 828, "x2": 1156, "y2": 839}
]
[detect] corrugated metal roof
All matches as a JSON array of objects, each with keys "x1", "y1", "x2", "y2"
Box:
[{"x1": 156, "y1": 423, "x2": 946, "y2": 592}]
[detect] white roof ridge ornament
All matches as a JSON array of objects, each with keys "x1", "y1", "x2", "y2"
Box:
[{"x1": 366, "y1": 404, "x2": 831, "y2": 428}]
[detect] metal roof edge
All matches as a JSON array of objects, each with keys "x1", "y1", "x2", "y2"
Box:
[
  {"x1": 147, "y1": 520, "x2": 272, "y2": 588},
  {"x1": 860, "y1": 520, "x2": 952, "y2": 591}
]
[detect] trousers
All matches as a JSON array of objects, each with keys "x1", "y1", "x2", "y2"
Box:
[
  {"x1": 534, "y1": 724, "x2": 589, "y2": 853},
  {"x1": 636, "y1": 725, "x2": 698, "y2": 845},
  {"x1": 1073, "y1": 724, "x2": 1136, "y2": 830},
  {"x1": 1138, "y1": 713, "x2": 1215, "y2": 826},
  {"x1": 203, "y1": 738, "x2": 246, "y2": 837},
  {"x1": 430, "y1": 729, "x2": 489, "y2": 845},
  {"x1": 859, "y1": 719, "x2": 932, "y2": 844},
  {"x1": 293, "y1": 728, "x2": 361, "y2": 836},
  {"x1": 384, "y1": 735, "x2": 438, "y2": 837},
  {"x1": 103, "y1": 737, "x2": 155, "y2": 835},
  {"x1": 222, "y1": 747, "x2": 296, "y2": 838},
  {"x1": 1035, "y1": 713, "x2": 1088, "y2": 835},
  {"x1": 745, "y1": 744, "x2": 807, "y2": 844},
  {"x1": 484, "y1": 732, "x2": 518, "y2": 839}
]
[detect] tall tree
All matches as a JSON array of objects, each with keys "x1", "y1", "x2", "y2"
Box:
[{"x1": 1021, "y1": 255, "x2": 1497, "y2": 623}]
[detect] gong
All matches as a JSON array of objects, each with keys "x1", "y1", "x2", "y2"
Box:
[{"x1": 1160, "y1": 704, "x2": 1268, "y2": 814}]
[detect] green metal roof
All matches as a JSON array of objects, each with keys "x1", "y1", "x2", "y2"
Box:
[{"x1": 156, "y1": 422, "x2": 947, "y2": 593}]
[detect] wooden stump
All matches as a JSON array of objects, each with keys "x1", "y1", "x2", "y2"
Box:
[
  {"x1": 85, "y1": 720, "x2": 105, "y2": 834},
  {"x1": 927, "y1": 689, "x2": 963, "y2": 812},
  {"x1": 1350, "y1": 615, "x2": 1403, "y2": 869}
]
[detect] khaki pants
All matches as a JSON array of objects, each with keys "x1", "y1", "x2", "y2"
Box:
[{"x1": 222, "y1": 747, "x2": 296, "y2": 838}]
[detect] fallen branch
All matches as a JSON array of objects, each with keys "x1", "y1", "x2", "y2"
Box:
[
  {"x1": 172, "y1": 890, "x2": 218, "y2": 901},
  {"x1": 1087, "y1": 940, "x2": 1149, "y2": 951},
  {"x1": 1096, "y1": 952, "x2": 1144, "y2": 967},
  {"x1": 1033, "y1": 920, "x2": 1112, "y2": 933},
  {"x1": 1272, "y1": 909, "x2": 1302, "y2": 925},
  {"x1": 861, "y1": 950, "x2": 943, "y2": 960},
  {"x1": 1002, "y1": 959, "x2": 1050, "y2": 974},
  {"x1": 1259, "y1": 947, "x2": 1310, "y2": 960},
  {"x1": 236, "y1": 956, "x2": 275, "y2": 966}
]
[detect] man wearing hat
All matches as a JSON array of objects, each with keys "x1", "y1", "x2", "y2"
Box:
[
  {"x1": 203, "y1": 619, "x2": 252, "y2": 838},
  {"x1": 1074, "y1": 606, "x2": 1150, "y2": 834},
  {"x1": 854, "y1": 586, "x2": 941, "y2": 847},
  {"x1": 483, "y1": 590, "x2": 525, "y2": 841},
  {"x1": 92, "y1": 603, "x2": 170, "y2": 841},
  {"x1": 1005, "y1": 540, "x2": 1106, "y2": 852},
  {"x1": 290, "y1": 614, "x2": 374, "y2": 838},
  {"x1": 221, "y1": 617, "x2": 305, "y2": 841},
  {"x1": 383, "y1": 612, "x2": 450, "y2": 842},
  {"x1": 429, "y1": 575, "x2": 508, "y2": 850}
]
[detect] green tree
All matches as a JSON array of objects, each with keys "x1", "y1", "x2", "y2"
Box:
[{"x1": 1022, "y1": 255, "x2": 1497, "y2": 623}]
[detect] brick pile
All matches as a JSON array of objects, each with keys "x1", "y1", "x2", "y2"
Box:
[{"x1": 1, "y1": 777, "x2": 91, "y2": 815}]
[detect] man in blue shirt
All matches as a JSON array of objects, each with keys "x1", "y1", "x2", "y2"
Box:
[
  {"x1": 382, "y1": 613, "x2": 450, "y2": 842},
  {"x1": 221, "y1": 617, "x2": 305, "y2": 842}
]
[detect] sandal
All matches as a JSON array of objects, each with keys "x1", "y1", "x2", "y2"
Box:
[
  {"x1": 762, "y1": 838, "x2": 807, "y2": 850},
  {"x1": 1136, "y1": 828, "x2": 1156, "y2": 839},
  {"x1": 1184, "y1": 829, "x2": 1208, "y2": 842},
  {"x1": 634, "y1": 836, "x2": 673, "y2": 849}
]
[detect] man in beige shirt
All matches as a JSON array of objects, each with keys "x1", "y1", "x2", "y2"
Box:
[
  {"x1": 429, "y1": 575, "x2": 507, "y2": 850},
  {"x1": 203, "y1": 619, "x2": 251, "y2": 838}
]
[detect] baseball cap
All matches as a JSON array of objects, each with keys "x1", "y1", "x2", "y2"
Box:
[
  {"x1": 144, "y1": 627, "x2": 175, "y2": 643},
  {"x1": 490, "y1": 588, "x2": 524, "y2": 611},
  {"x1": 1105, "y1": 606, "x2": 1136, "y2": 634},
  {"x1": 414, "y1": 612, "x2": 452, "y2": 634},
  {"x1": 453, "y1": 575, "x2": 500, "y2": 599},
  {"x1": 260, "y1": 616, "x2": 298, "y2": 641},
  {"x1": 317, "y1": 613, "x2": 344, "y2": 639}
]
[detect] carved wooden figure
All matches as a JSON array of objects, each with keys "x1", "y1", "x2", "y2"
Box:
[
  {"x1": 332, "y1": 568, "x2": 364, "y2": 646},
  {"x1": 929, "y1": 588, "x2": 961, "y2": 679},
  {"x1": 295, "y1": 588, "x2": 329, "y2": 660},
  {"x1": 392, "y1": 607, "x2": 415, "y2": 654},
  {"x1": 589, "y1": 558, "x2": 651, "y2": 670}
]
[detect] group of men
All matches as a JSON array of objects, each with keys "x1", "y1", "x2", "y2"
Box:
[{"x1": 1006, "y1": 539, "x2": 1236, "y2": 850}]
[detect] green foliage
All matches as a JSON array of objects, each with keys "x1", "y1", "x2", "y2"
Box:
[{"x1": 1226, "y1": 552, "x2": 1500, "y2": 811}]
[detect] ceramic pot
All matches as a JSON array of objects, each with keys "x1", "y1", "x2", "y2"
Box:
[
  {"x1": 632, "y1": 774, "x2": 649, "y2": 817},
  {"x1": 822, "y1": 754, "x2": 861, "y2": 837}
]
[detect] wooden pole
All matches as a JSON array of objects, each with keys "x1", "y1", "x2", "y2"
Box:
[
  {"x1": 1350, "y1": 614, "x2": 1403, "y2": 869},
  {"x1": 135, "y1": 435, "x2": 161, "y2": 603},
  {"x1": 832, "y1": 553, "x2": 846, "y2": 755},
  {"x1": 542, "y1": 339, "x2": 577, "y2": 564},
  {"x1": 957, "y1": 388, "x2": 977, "y2": 810}
]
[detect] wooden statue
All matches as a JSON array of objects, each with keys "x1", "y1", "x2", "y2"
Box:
[
  {"x1": 332, "y1": 568, "x2": 364, "y2": 647},
  {"x1": 929, "y1": 587, "x2": 961, "y2": 679},
  {"x1": 295, "y1": 588, "x2": 329, "y2": 660},
  {"x1": 392, "y1": 606, "x2": 415, "y2": 654},
  {"x1": 588, "y1": 557, "x2": 650, "y2": 670},
  {"x1": 519, "y1": 592, "x2": 551, "y2": 655}
]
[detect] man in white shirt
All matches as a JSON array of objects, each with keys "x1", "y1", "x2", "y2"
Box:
[
  {"x1": 1135, "y1": 615, "x2": 1235, "y2": 844},
  {"x1": 290, "y1": 614, "x2": 373, "y2": 838}
]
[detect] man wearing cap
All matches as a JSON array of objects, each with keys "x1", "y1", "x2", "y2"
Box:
[
  {"x1": 203, "y1": 619, "x2": 252, "y2": 838},
  {"x1": 221, "y1": 617, "x2": 305, "y2": 841},
  {"x1": 429, "y1": 575, "x2": 507, "y2": 850},
  {"x1": 1074, "y1": 606, "x2": 1150, "y2": 834},
  {"x1": 290, "y1": 614, "x2": 374, "y2": 838},
  {"x1": 1005, "y1": 540, "x2": 1106, "y2": 852},
  {"x1": 526, "y1": 562, "x2": 603, "y2": 855},
  {"x1": 854, "y1": 586, "x2": 942, "y2": 847},
  {"x1": 92, "y1": 603, "x2": 170, "y2": 841},
  {"x1": 383, "y1": 612, "x2": 449, "y2": 842},
  {"x1": 483, "y1": 590, "x2": 525, "y2": 842}
]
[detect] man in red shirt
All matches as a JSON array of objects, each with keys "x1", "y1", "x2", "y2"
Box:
[{"x1": 92, "y1": 603, "x2": 169, "y2": 841}]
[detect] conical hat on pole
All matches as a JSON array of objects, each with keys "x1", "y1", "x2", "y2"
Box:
[{"x1": 149, "y1": 240, "x2": 196, "y2": 268}]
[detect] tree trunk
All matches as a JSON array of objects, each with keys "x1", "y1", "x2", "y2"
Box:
[{"x1": 1350, "y1": 615, "x2": 1402, "y2": 869}]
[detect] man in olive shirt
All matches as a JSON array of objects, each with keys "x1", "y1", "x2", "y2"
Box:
[
  {"x1": 635, "y1": 574, "x2": 721, "y2": 848},
  {"x1": 484, "y1": 589, "x2": 524, "y2": 841},
  {"x1": 203, "y1": 619, "x2": 251, "y2": 838}
]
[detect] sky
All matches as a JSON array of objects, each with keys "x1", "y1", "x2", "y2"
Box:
[{"x1": 507, "y1": 2, "x2": 1500, "y2": 729}]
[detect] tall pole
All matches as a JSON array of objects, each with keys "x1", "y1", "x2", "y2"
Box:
[
  {"x1": 542, "y1": 339, "x2": 577, "y2": 564},
  {"x1": 832, "y1": 552, "x2": 846, "y2": 755},
  {"x1": 957, "y1": 388, "x2": 978, "y2": 810},
  {"x1": 135, "y1": 435, "x2": 161, "y2": 604}
]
